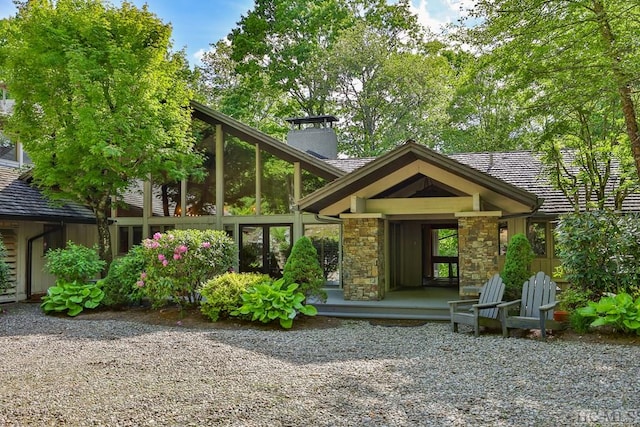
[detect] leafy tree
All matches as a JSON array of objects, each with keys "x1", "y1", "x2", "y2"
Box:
[
  {"x1": 202, "y1": 0, "x2": 454, "y2": 157},
  {"x1": 328, "y1": 21, "x2": 453, "y2": 156},
  {"x1": 538, "y1": 97, "x2": 638, "y2": 211},
  {"x1": 228, "y1": 0, "x2": 351, "y2": 116},
  {"x1": 501, "y1": 233, "x2": 534, "y2": 300},
  {"x1": 442, "y1": 55, "x2": 537, "y2": 153},
  {"x1": 463, "y1": 0, "x2": 640, "y2": 178},
  {"x1": 0, "y1": 0, "x2": 201, "y2": 266}
]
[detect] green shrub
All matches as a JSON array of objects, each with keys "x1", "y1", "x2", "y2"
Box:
[
  {"x1": 101, "y1": 246, "x2": 146, "y2": 307},
  {"x1": 139, "y1": 229, "x2": 235, "y2": 308},
  {"x1": 282, "y1": 236, "x2": 326, "y2": 302},
  {"x1": 556, "y1": 211, "x2": 640, "y2": 295},
  {"x1": 200, "y1": 272, "x2": 270, "y2": 321},
  {"x1": 558, "y1": 287, "x2": 593, "y2": 312},
  {"x1": 40, "y1": 280, "x2": 105, "y2": 316},
  {"x1": 577, "y1": 292, "x2": 640, "y2": 335},
  {"x1": 231, "y1": 278, "x2": 318, "y2": 329},
  {"x1": 501, "y1": 233, "x2": 534, "y2": 300},
  {"x1": 0, "y1": 236, "x2": 10, "y2": 293},
  {"x1": 45, "y1": 241, "x2": 106, "y2": 283}
]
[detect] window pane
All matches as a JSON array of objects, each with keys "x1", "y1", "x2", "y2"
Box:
[
  {"x1": 499, "y1": 222, "x2": 508, "y2": 256},
  {"x1": 528, "y1": 222, "x2": 547, "y2": 256}
]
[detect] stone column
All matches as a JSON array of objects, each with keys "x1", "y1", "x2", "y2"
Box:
[
  {"x1": 456, "y1": 213, "x2": 501, "y2": 293},
  {"x1": 341, "y1": 215, "x2": 385, "y2": 301}
]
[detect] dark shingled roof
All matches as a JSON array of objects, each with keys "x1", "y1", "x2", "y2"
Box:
[
  {"x1": 0, "y1": 165, "x2": 95, "y2": 223},
  {"x1": 326, "y1": 150, "x2": 640, "y2": 216}
]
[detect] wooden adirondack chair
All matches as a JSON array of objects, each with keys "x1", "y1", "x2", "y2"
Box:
[
  {"x1": 498, "y1": 271, "x2": 560, "y2": 339},
  {"x1": 449, "y1": 274, "x2": 505, "y2": 337}
]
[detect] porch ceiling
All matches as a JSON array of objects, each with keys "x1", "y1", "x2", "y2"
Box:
[{"x1": 298, "y1": 141, "x2": 541, "y2": 216}]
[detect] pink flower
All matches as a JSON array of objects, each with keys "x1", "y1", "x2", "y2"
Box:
[
  {"x1": 201, "y1": 242, "x2": 211, "y2": 248},
  {"x1": 162, "y1": 259, "x2": 168, "y2": 267},
  {"x1": 150, "y1": 241, "x2": 159, "y2": 249},
  {"x1": 136, "y1": 280, "x2": 145, "y2": 288},
  {"x1": 153, "y1": 232, "x2": 162, "y2": 240},
  {"x1": 158, "y1": 254, "x2": 166, "y2": 261},
  {"x1": 140, "y1": 272, "x2": 147, "y2": 280},
  {"x1": 173, "y1": 254, "x2": 181, "y2": 260},
  {"x1": 175, "y1": 245, "x2": 188, "y2": 254}
]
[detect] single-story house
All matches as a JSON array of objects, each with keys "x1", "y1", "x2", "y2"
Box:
[{"x1": 3, "y1": 100, "x2": 638, "y2": 306}]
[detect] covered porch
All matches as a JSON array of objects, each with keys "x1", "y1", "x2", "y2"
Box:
[{"x1": 299, "y1": 142, "x2": 541, "y2": 304}]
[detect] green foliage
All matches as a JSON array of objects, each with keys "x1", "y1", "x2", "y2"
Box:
[
  {"x1": 45, "y1": 241, "x2": 106, "y2": 283},
  {"x1": 556, "y1": 211, "x2": 640, "y2": 295},
  {"x1": 578, "y1": 292, "x2": 640, "y2": 335},
  {"x1": 0, "y1": 236, "x2": 10, "y2": 293},
  {"x1": 139, "y1": 229, "x2": 236, "y2": 308},
  {"x1": 200, "y1": 272, "x2": 270, "y2": 322},
  {"x1": 462, "y1": 0, "x2": 640, "y2": 178},
  {"x1": 558, "y1": 287, "x2": 593, "y2": 313},
  {"x1": 232, "y1": 278, "x2": 318, "y2": 329},
  {"x1": 40, "y1": 280, "x2": 105, "y2": 317},
  {"x1": 1, "y1": 0, "x2": 202, "y2": 264},
  {"x1": 101, "y1": 246, "x2": 146, "y2": 307},
  {"x1": 569, "y1": 310, "x2": 592, "y2": 334},
  {"x1": 282, "y1": 237, "x2": 326, "y2": 302},
  {"x1": 501, "y1": 233, "x2": 534, "y2": 300}
]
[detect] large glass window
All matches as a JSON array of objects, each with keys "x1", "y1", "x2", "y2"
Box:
[
  {"x1": 528, "y1": 221, "x2": 547, "y2": 257},
  {"x1": 499, "y1": 222, "x2": 508, "y2": 256},
  {"x1": 239, "y1": 225, "x2": 291, "y2": 277},
  {"x1": 305, "y1": 224, "x2": 341, "y2": 285}
]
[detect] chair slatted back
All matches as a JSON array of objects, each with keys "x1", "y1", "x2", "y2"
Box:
[
  {"x1": 520, "y1": 271, "x2": 556, "y2": 320},
  {"x1": 478, "y1": 274, "x2": 505, "y2": 319}
]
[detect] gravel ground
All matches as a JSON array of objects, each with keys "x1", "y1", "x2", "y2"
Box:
[{"x1": 1, "y1": 303, "x2": 639, "y2": 427}]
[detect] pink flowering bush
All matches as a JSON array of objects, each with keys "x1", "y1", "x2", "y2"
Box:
[{"x1": 138, "y1": 229, "x2": 235, "y2": 308}]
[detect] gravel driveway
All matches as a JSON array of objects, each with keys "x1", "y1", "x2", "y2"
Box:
[{"x1": 1, "y1": 303, "x2": 639, "y2": 427}]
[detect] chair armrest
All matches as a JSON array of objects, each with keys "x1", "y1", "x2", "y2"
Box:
[
  {"x1": 473, "y1": 301, "x2": 502, "y2": 310},
  {"x1": 448, "y1": 299, "x2": 479, "y2": 309},
  {"x1": 497, "y1": 299, "x2": 521, "y2": 310},
  {"x1": 539, "y1": 301, "x2": 558, "y2": 312}
]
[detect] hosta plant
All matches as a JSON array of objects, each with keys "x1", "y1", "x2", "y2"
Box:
[
  {"x1": 577, "y1": 292, "x2": 640, "y2": 335},
  {"x1": 232, "y1": 278, "x2": 318, "y2": 329},
  {"x1": 40, "y1": 280, "x2": 105, "y2": 317}
]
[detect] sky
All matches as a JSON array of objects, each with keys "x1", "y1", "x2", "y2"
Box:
[{"x1": 0, "y1": 0, "x2": 472, "y2": 67}]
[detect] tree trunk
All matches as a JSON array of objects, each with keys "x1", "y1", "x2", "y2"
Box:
[
  {"x1": 93, "y1": 196, "x2": 113, "y2": 275},
  {"x1": 593, "y1": 0, "x2": 640, "y2": 179}
]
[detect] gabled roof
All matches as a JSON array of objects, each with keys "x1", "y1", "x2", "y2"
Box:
[
  {"x1": 0, "y1": 165, "x2": 95, "y2": 223},
  {"x1": 299, "y1": 141, "x2": 541, "y2": 215},
  {"x1": 190, "y1": 101, "x2": 345, "y2": 181},
  {"x1": 326, "y1": 149, "x2": 640, "y2": 216}
]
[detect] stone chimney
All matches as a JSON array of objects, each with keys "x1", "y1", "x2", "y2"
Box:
[{"x1": 285, "y1": 115, "x2": 338, "y2": 159}]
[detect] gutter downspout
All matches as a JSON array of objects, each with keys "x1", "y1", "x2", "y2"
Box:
[{"x1": 26, "y1": 223, "x2": 64, "y2": 299}]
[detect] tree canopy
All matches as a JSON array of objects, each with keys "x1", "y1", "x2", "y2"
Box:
[
  {"x1": 462, "y1": 0, "x2": 640, "y2": 177},
  {"x1": 0, "y1": 0, "x2": 202, "y2": 265}
]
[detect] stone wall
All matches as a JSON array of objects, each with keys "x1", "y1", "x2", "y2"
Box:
[
  {"x1": 457, "y1": 215, "x2": 499, "y2": 290},
  {"x1": 342, "y1": 217, "x2": 385, "y2": 300}
]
